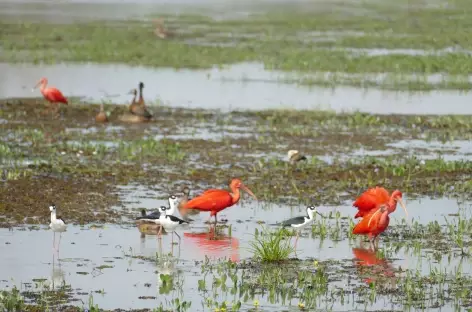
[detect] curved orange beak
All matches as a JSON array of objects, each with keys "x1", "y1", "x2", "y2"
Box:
[{"x1": 241, "y1": 184, "x2": 257, "y2": 201}]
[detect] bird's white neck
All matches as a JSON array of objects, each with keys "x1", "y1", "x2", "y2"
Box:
[
  {"x1": 167, "y1": 200, "x2": 176, "y2": 215},
  {"x1": 50, "y1": 211, "x2": 58, "y2": 222}
]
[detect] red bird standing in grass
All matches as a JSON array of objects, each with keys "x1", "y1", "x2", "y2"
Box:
[
  {"x1": 183, "y1": 178, "x2": 257, "y2": 224},
  {"x1": 33, "y1": 77, "x2": 68, "y2": 116},
  {"x1": 352, "y1": 187, "x2": 408, "y2": 249}
]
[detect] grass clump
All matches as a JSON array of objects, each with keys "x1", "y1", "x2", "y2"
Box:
[
  {"x1": 0, "y1": 287, "x2": 25, "y2": 312},
  {"x1": 249, "y1": 228, "x2": 294, "y2": 262}
]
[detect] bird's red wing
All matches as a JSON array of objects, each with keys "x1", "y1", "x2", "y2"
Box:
[
  {"x1": 44, "y1": 88, "x2": 68, "y2": 104},
  {"x1": 353, "y1": 187, "x2": 390, "y2": 218},
  {"x1": 352, "y1": 209, "x2": 380, "y2": 234},
  {"x1": 183, "y1": 190, "x2": 232, "y2": 211}
]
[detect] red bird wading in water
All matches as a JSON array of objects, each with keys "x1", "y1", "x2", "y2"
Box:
[
  {"x1": 183, "y1": 178, "x2": 257, "y2": 224},
  {"x1": 352, "y1": 187, "x2": 408, "y2": 248},
  {"x1": 33, "y1": 77, "x2": 68, "y2": 116}
]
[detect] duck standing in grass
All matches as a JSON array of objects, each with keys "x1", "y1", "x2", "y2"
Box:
[
  {"x1": 153, "y1": 18, "x2": 174, "y2": 39},
  {"x1": 49, "y1": 204, "x2": 67, "y2": 253},
  {"x1": 281, "y1": 206, "x2": 323, "y2": 249},
  {"x1": 287, "y1": 150, "x2": 307, "y2": 165},
  {"x1": 95, "y1": 102, "x2": 108, "y2": 123},
  {"x1": 33, "y1": 77, "x2": 68, "y2": 117},
  {"x1": 119, "y1": 83, "x2": 152, "y2": 123},
  {"x1": 178, "y1": 186, "x2": 199, "y2": 221}
]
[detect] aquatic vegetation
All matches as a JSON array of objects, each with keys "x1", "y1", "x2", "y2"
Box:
[
  {"x1": 249, "y1": 228, "x2": 294, "y2": 262},
  {"x1": 0, "y1": 287, "x2": 25, "y2": 311},
  {"x1": 3, "y1": 1, "x2": 472, "y2": 89}
]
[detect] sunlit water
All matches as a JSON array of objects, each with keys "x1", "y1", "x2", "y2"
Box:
[
  {"x1": 1, "y1": 62, "x2": 472, "y2": 114},
  {"x1": 0, "y1": 193, "x2": 469, "y2": 311}
]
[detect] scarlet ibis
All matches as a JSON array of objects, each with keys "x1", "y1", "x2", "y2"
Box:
[
  {"x1": 33, "y1": 77, "x2": 68, "y2": 116},
  {"x1": 352, "y1": 187, "x2": 408, "y2": 219},
  {"x1": 49, "y1": 204, "x2": 67, "y2": 253},
  {"x1": 352, "y1": 196, "x2": 408, "y2": 249},
  {"x1": 183, "y1": 178, "x2": 257, "y2": 224},
  {"x1": 95, "y1": 102, "x2": 108, "y2": 123},
  {"x1": 287, "y1": 150, "x2": 307, "y2": 164},
  {"x1": 280, "y1": 206, "x2": 323, "y2": 249}
]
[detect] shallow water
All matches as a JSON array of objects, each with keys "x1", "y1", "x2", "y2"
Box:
[
  {"x1": 1, "y1": 62, "x2": 472, "y2": 114},
  {"x1": 1, "y1": 192, "x2": 469, "y2": 310}
]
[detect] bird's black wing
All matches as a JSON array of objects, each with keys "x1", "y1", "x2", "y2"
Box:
[
  {"x1": 166, "y1": 215, "x2": 189, "y2": 224},
  {"x1": 280, "y1": 216, "x2": 305, "y2": 227},
  {"x1": 136, "y1": 210, "x2": 160, "y2": 220},
  {"x1": 57, "y1": 215, "x2": 66, "y2": 224}
]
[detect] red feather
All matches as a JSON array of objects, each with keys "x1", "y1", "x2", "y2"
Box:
[
  {"x1": 183, "y1": 190, "x2": 234, "y2": 215},
  {"x1": 42, "y1": 87, "x2": 68, "y2": 105},
  {"x1": 353, "y1": 187, "x2": 390, "y2": 218},
  {"x1": 352, "y1": 208, "x2": 390, "y2": 236}
]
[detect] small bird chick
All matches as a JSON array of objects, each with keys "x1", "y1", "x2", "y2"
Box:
[{"x1": 287, "y1": 150, "x2": 307, "y2": 165}]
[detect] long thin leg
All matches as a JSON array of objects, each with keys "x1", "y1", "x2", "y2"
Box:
[
  {"x1": 174, "y1": 231, "x2": 181, "y2": 242},
  {"x1": 294, "y1": 231, "x2": 299, "y2": 257},
  {"x1": 158, "y1": 225, "x2": 162, "y2": 240},
  {"x1": 58, "y1": 233, "x2": 62, "y2": 255},
  {"x1": 53, "y1": 232, "x2": 56, "y2": 251},
  {"x1": 214, "y1": 214, "x2": 218, "y2": 225},
  {"x1": 369, "y1": 234, "x2": 376, "y2": 251}
]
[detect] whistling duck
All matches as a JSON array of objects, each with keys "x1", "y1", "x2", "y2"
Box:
[
  {"x1": 119, "y1": 86, "x2": 152, "y2": 123},
  {"x1": 178, "y1": 186, "x2": 200, "y2": 221},
  {"x1": 153, "y1": 18, "x2": 174, "y2": 39},
  {"x1": 287, "y1": 150, "x2": 307, "y2": 165},
  {"x1": 95, "y1": 102, "x2": 108, "y2": 123}
]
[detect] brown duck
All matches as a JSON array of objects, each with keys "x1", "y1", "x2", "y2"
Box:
[
  {"x1": 153, "y1": 18, "x2": 174, "y2": 39},
  {"x1": 120, "y1": 84, "x2": 152, "y2": 123},
  {"x1": 95, "y1": 102, "x2": 108, "y2": 123},
  {"x1": 178, "y1": 186, "x2": 200, "y2": 221}
]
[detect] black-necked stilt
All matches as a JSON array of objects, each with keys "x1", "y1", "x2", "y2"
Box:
[
  {"x1": 281, "y1": 206, "x2": 322, "y2": 248},
  {"x1": 158, "y1": 205, "x2": 189, "y2": 243},
  {"x1": 287, "y1": 150, "x2": 307, "y2": 165},
  {"x1": 135, "y1": 195, "x2": 180, "y2": 237},
  {"x1": 49, "y1": 204, "x2": 67, "y2": 253}
]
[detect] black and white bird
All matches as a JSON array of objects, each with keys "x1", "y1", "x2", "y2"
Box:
[
  {"x1": 135, "y1": 195, "x2": 181, "y2": 237},
  {"x1": 287, "y1": 150, "x2": 307, "y2": 165},
  {"x1": 281, "y1": 206, "x2": 323, "y2": 247},
  {"x1": 158, "y1": 205, "x2": 190, "y2": 243},
  {"x1": 49, "y1": 204, "x2": 67, "y2": 253}
]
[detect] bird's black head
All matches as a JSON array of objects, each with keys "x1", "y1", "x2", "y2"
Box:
[
  {"x1": 170, "y1": 195, "x2": 177, "y2": 200},
  {"x1": 49, "y1": 204, "x2": 56, "y2": 212},
  {"x1": 139, "y1": 82, "x2": 144, "y2": 89},
  {"x1": 159, "y1": 206, "x2": 167, "y2": 212}
]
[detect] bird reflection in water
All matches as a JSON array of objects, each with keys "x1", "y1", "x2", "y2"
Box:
[
  {"x1": 50, "y1": 254, "x2": 65, "y2": 291},
  {"x1": 184, "y1": 226, "x2": 240, "y2": 262},
  {"x1": 352, "y1": 245, "x2": 396, "y2": 287}
]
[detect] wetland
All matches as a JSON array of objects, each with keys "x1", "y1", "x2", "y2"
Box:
[{"x1": 2, "y1": 0, "x2": 472, "y2": 311}]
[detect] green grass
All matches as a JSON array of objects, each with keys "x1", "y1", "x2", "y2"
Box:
[
  {"x1": 2, "y1": 0, "x2": 472, "y2": 90},
  {"x1": 249, "y1": 228, "x2": 294, "y2": 262}
]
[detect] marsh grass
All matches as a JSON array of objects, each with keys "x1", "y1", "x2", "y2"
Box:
[
  {"x1": 249, "y1": 227, "x2": 294, "y2": 262},
  {"x1": 3, "y1": 1, "x2": 472, "y2": 89}
]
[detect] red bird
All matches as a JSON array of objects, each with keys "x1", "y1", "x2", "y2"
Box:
[
  {"x1": 352, "y1": 187, "x2": 407, "y2": 218},
  {"x1": 352, "y1": 187, "x2": 408, "y2": 249},
  {"x1": 183, "y1": 178, "x2": 257, "y2": 224},
  {"x1": 33, "y1": 77, "x2": 68, "y2": 116}
]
